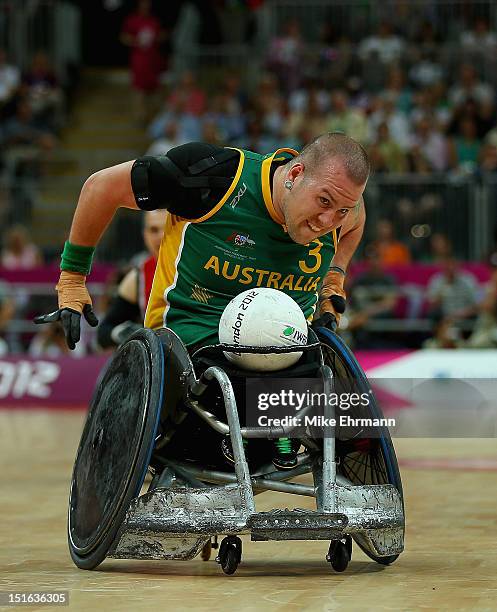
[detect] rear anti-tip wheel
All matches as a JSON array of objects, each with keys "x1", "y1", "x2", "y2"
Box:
[
  {"x1": 201, "y1": 540, "x2": 212, "y2": 561},
  {"x1": 216, "y1": 536, "x2": 242, "y2": 575},
  {"x1": 327, "y1": 536, "x2": 352, "y2": 572}
]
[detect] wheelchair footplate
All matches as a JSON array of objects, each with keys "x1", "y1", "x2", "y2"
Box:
[{"x1": 107, "y1": 480, "x2": 403, "y2": 560}]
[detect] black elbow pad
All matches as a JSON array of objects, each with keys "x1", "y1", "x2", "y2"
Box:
[
  {"x1": 131, "y1": 156, "x2": 174, "y2": 211},
  {"x1": 131, "y1": 147, "x2": 238, "y2": 218},
  {"x1": 131, "y1": 154, "x2": 211, "y2": 216}
]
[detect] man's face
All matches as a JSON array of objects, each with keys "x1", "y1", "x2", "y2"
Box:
[
  {"x1": 143, "y1": 210, "x2": 167, "y2": 258},
  {"x1": 280, "y1": 160, "x2": 366, "y2": 245}
]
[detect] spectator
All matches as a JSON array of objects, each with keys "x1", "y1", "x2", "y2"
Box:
[
  {"x1": 460, "y1": 17, "x2": 497, "y2": 54},
  {"x1": 288, "y1": 78, "x2": 330, "y2": 115},
  {"x1": 426, "y1": 257, "x2": 480, "y2": 326},
  {"x1": 145, "y1": 120, "x2": 183, "y2": 155},
  {"x1": 425, "y1": 233, "x2": 453, "y2": 263},
  {"x1": 409, "y1": 50, "x2": 444, "y2": 89},
  {"x1": 326, "y1": 90, "x2": 369, "y2": 145},
  {"x1": 121, "y1": 0, "x2": 165, "y2": 123},
  {"x1": 429, "y1": 81, "x2": 453, "y2": 131},
  {"x1": 284, "y1": 89, "x2": 329, "y2": 143},
  {"x1": 447, "y1": 97, "x2": 493, "y2": 140},
  {"x1": 409, "y1": 115, "x2": 449, "y2": 172},
  {"x1": 205, "y1": 92, "x2": 246, "y2": 144},
  {"x1": 447, "y1": 116, "x2": 482, "y2": 174},
  {"x1": 29, "y1": 322, "x2": 86, "y2": 358},
  {"x1": 316, "y1": 20, "x2": 354, "y2": 87},
  {"x1": 382, "y1": 66, "x2": 413, "y2": 115},
  {"x1": 370, "y1": 219, "x2": 411, "y2": 266},
  {"x1": 166, "y1": 70, "x2": 206, "y2": 117},
  {"x1": 1, "y1": 99, "x2": 57, "y2": 224},
  {"x1": 478, "y1": 99, "x2": 496, "y2": 139},
  {"x1": 369, "y1": 121, "x2": 408, "y2": 173},
  {"x1": 422, "y1": 315, "x2": 463, "y2": 349},
  {"x1": 200, "y1": 118, "x2": 223, "y2": 147},
  {"x1": 266, "y1": 18, "x2": 304, "y2": 93},
  {"x1": 448, "y1": 63, "x2": 494, "y2": 109},
  {"x1": 234, "y1": 113, "x2": 279, "y2": 154},
  {"x1": 368, "y1": 93, "x2": 411, "y2": 150},
  {"x1": 1, "y1": 224, "x2": 43, "y2": 269},
  {"x1": 0, "y1": 279, "x2": 14, "y2": 356},
  {"x1": 148, "y1": 95, "x2": 202, "y2": 143},
  {"x1": 483, "y1": 124, "x2": 497, "y2": 149},
  {"x1": 409, "y1": 20, "x2": 440, "y2": 60},
  {"x1": 219, "y1": 73, "x2": 247, "y2": 114},
  {"x1": 2, "y1": 98, "x2": 57, "y2": 148},
  {"x1": 411, "y1": 86, "x2": 451, "y2": 132},
  {"x1": 485, "y1": 225, "x2": 497, "y2": 268},
  {"x1": 345, "y1": 76, "x2": 371, "y2": 113},
  {"x1": 480, "y1": 140, "x2": 497, "y2": 174},
  {"x1": 465, "y1": 266, "x2": 497, "y2": 348},
  {"x1": 97, "y1": 209, "x2": 166, "y2": 349},
  {"x1": 346, "y1": 248, "x2": 399, "y2": 348},
  {"x1": 358, "y1": 22, "x2": 405, "y2": 65},
  {"x1": 0, "y1": 49, "x2": 20, "y2": 114},
  {"x1": 22, "y1": 50, "x2": 64, "y2": 132}
]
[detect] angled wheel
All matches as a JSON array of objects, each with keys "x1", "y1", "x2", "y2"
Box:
[
  {"x1": 216, "y1": 536, "x2": 242, "y2": 575},
  {"x1": 316, "y1": 327, "x2": 404, "y2": 565},
  {"x1": 327, "y1": 536, "x2": 352, "y2": 572},
  {"x1": 68, "y1": 328, "x2": 165, "y2": 569}
]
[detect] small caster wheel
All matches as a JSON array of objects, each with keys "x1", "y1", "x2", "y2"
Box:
[
  {"x1": 201, "y1": 540, "x2": 212, "y2": 561},
  {"x1": 216, "y1": 536, "x2": 242, "y2": 575},
  {"x1": 326, "y1": 536, "x2": 352, "y2": 572}
]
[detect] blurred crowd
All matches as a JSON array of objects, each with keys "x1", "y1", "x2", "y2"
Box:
[
  {"x1": 0, "y1": 48, "x2": 68, "y2": 226},
  {"x1": 142, "y1": 9, "x2": 497, "y2": 178},
  {"x1": 2, "y1": 1, "x2": 497, "y2": 356}
]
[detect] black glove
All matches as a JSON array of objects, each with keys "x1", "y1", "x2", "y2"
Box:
[
  {"x1": 34, "y1": 303, "x2": 99, "y2": 350},
  {"x1": 311, "y1": 311, "x2": 339, "y2": 333}
]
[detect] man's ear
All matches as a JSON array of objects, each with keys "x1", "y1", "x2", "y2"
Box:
[{"x1": 288, "y1": 162, "x2": 305, "y2": 183}]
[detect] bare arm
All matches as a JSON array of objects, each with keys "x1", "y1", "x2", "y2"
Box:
[
  {"x1": 68, "y1": 160, "x2": 138, "y2": 247},
  {"x1": 331, "y1": 195, "x2": 366, "y2": 271}
]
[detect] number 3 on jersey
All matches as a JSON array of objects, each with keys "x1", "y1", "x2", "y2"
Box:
[{"x1": 299, "y1": 238, "x2": 323, "y2": 274}]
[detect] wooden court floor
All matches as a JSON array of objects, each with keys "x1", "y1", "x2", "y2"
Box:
[{"x1": 1, "y1": 410, "x2": 497, "y2": 611}]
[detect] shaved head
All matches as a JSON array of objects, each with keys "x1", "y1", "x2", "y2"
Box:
[{"x1": 294, "y1": 132, "x2": 370, "y2": 186}]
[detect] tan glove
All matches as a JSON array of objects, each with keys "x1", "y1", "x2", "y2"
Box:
[
  {"x1": 315, "y1": 269, "x2": 347, "y2": 328},
  {"x1": 34, "y1": 271, "x2": 98, "y2": 350},
  {"x1": 55, "y1": 270, "x2": 93, "y2": 313}
]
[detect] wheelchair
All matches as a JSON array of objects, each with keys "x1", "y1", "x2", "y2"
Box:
[{"x1": 68, "y1": 325, "x2": 404, "y2": 575}]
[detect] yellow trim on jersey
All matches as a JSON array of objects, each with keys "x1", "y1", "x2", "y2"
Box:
[
  {"x1": 191, "y1": 148, "x2": 245, "y2": 224},
  {"x1": 144, "y1": 213, "x2": 189, "y2": 330},
  {"x1": 261, "y1": 147, "x2": 298, "y2": 224},
  {"x1": 332, "y1": 228, "x2": 338, "y2": 251}
]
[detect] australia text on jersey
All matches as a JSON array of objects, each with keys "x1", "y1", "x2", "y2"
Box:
[{"x1": 203, "y1": 254, "x2": 321, "y2": 292}]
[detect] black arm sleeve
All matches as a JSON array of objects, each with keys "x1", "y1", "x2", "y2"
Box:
[
  {"x1": 130, "y1": 142, "x2": 240, "y2": 219},
  {"x1": 97, "y1": 295, "x2": 142, "y2": 349}
]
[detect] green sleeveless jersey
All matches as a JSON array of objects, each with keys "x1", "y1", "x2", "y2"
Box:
[{"x1": 145, "y1": 147, "x2": 337, "y2": 346}]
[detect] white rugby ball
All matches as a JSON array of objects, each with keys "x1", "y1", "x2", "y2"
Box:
[{"x1": 218, "y1": 288, "x2": 308, "y2": 371}]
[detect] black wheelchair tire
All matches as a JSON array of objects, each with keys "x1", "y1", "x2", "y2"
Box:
[
  {"x1": 67, "y1": 328, "x2": 164, "y2": 570},
  {"x1": 316, "y1": 327, "x2": 404, "y2": 565}
]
